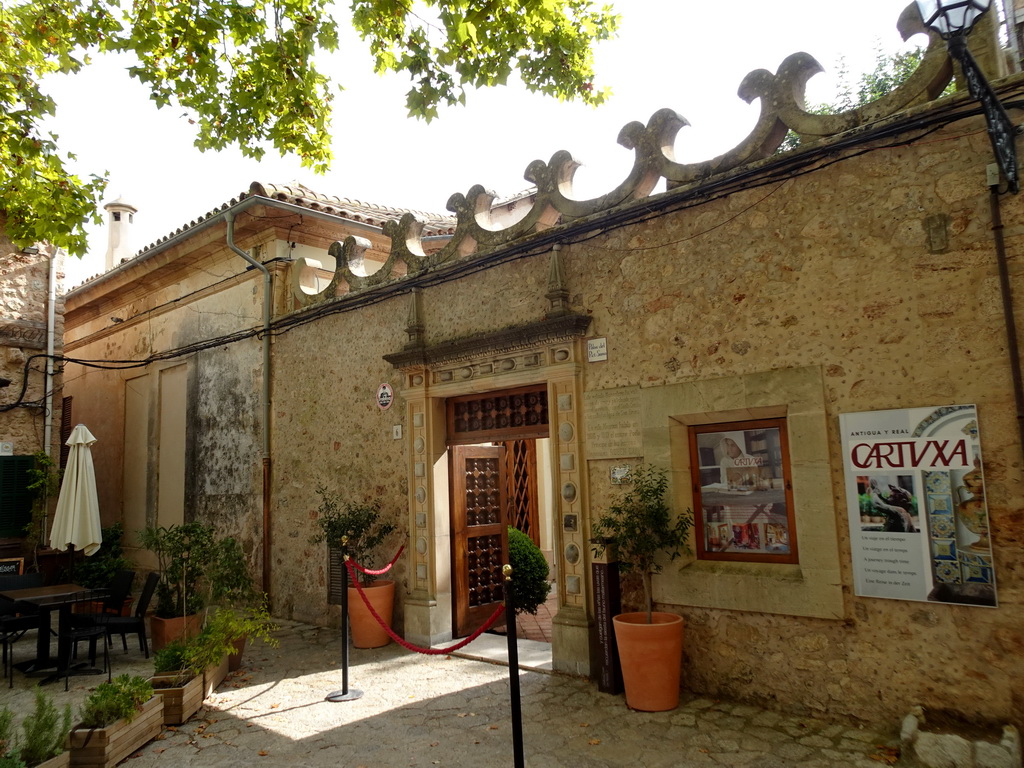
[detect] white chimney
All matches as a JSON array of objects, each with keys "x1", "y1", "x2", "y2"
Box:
[{"x1": 103, "y1": 197, "x2": 138, "y2": 271}]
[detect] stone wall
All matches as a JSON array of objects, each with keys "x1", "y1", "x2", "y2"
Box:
[{"x1": 0, "y1": 215, "x2": 63, "y2": 457}]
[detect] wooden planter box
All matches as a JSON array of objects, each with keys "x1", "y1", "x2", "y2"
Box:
[
  {"x1": 151, "y1": 672, "x2": 203, "y2": 725},
  {"x1": 203, "y1": 656, "x2": 229, "y2": 698},
  {"x1": 36, "y1": 751, "x2": 70, "y2": 768},
  {"x1": 66, "y1": 696, "x2": 163, "y2": 768}
]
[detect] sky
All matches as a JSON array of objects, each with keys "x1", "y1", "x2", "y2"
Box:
[{"x1": 45, "y1": 0, "x2": 935, "y2": 288}]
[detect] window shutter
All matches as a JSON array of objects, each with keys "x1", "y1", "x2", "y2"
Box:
[{"x1": 0, "y1": 456, "x2": 35, "y2": 538}]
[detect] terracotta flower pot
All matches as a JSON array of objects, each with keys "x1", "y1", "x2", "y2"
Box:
[
  {"x1": 150, "y1": 614, "x2": 203, "y2": 652},
  {"x1": 612, "y1": 612, "x2": 684, "y2": 712},
  {"x1": 227, "y1": 635, "x2": 247, "y2": 671},
  {"x1": 348, "y1": 580, "x2": 395, "y2": 648}
]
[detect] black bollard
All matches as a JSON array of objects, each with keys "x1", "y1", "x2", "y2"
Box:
[
  {"x1": 502, "y1": 564, "x2": 525, "y2": 768},
  {"x1": 327, "y1": 544, "x2": 363, "y2": 702}
]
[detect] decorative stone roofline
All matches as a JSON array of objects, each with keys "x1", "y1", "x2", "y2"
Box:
[{"x1": 296, "y1": 4, "x2": 981, "y2": 309}]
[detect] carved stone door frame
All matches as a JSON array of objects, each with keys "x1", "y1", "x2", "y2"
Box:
[{"x1": 385, "y1": 310, "x2": 594, "y2": 676}]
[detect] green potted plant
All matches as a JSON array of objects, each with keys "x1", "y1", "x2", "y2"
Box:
[
  {"x1": 138, "y1": 523, "x2": 216, "y2": 649},
  {"x1": 0, "y1": 689, "x2": 73, "y2": 768},
  {"x1": 149, "y1": 641, "x2": 204, "y2": 726},
  {"x1": 67, "y1": 675, "x2": 162, "y2": 768},
  {"x1": 506, "y1": 526, "x2": 551, "y2": 616},
  {"x1": 592, "y1": 464, "x2": 692, "y2": 712},
  {"x1": 310, "y1": 485, "x2": 398, "y2": 648}
]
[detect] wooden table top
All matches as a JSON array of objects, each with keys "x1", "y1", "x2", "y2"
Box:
[{"x1": 0, "y1": 583, "x2": 101, "y2": 605}]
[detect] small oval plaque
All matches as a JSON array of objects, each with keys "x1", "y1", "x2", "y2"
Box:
[{"x1": 561, "y1": 482, "x2": 577, "y2": 502}]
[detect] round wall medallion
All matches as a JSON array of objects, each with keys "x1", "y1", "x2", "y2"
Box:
[
  {"x1": 412, "y1": 374, "x2": 424, "y2": 386},
  {"x1": 415, "y1": 487, "x2": 427, "y2": 504},
  {"x1": 554, "y1": 348, "x2": 570, "y2": 362},
  {"x1": 416, "y1": 537, "x2": 428, "y2": 555},
  {"x1": 414, "y1": 436, "x2": 425, "y2": 453},
  {"x1": 561, "y1": 482, "x2": 577, "y2": 502},
  {"x1": 559, "y1": 422, "x2": 574, "y2": 442},
  {"x1": 564, "y1": 543, "x2": 580, "y2": 565}
]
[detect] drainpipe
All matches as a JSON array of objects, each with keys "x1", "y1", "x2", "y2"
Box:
[
  {"x1": 42, "y1": 246, "x2": 60, "y2": 546},
  {"x1": 224, "y1": 213, "x2": 273, "y2": 601},
  {"x1": 988, "y1": 184, "x2": 1024, "y2": 460}
]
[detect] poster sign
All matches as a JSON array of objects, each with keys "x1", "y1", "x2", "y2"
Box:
[
  {"x1": 840, "y1": 404, "x2": 996, "y2": 608},
  {"x1": 376, "y1": 383, "x2": 394, "y2": 411}
]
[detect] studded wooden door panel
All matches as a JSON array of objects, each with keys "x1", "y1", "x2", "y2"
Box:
[{"x1": 452, "y1": 444, "x2": 508, "y2": 638}]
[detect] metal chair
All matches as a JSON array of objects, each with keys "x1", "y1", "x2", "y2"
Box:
[
  {"x1": 0, "y1": 572, "x2": 43, "y2": 688},
  {"x1": 62, "y1": 591, "x2": 110, "y2": 691},
  {"x1": 102, "y1": 572, "x2": 159, "y2": 658}
]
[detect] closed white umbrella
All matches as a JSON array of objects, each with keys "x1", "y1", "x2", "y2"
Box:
[{"x1": 50, "y1": 424, "x2": 102, "y2": 560}]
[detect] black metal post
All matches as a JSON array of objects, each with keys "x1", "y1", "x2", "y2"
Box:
[
  {"x1": 327, "y1": 543, "x2": 362, "y2": 702},
  {"x1": 502, "y1": 564, "x2": 525, "y2": 768}
]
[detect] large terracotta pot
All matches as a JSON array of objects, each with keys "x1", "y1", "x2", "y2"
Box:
[
  {"x1": 150, "y1": 614, "x2": 203, "y2": 652},
  {"x1": 612, "y1": 612, "x2": 684, "y2": 712},
  {"x1": 348, "y1": 579, "x2": 394, "y2": 648}
]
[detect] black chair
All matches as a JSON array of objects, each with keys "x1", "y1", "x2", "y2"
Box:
[
  {"x1": 102, "y1": 572, "x2": 159, "y2": 658},
  {"x1": 70, "y1": 569, "x2": 135, "y2": 639},
  {"x1": 61, "y1": 591, "x2": 110, "y2": 691},
  {"x1": 0, "y1": 573, "x2": 43, "y2": 688}
]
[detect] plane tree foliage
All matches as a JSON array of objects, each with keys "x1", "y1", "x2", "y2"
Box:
[{"x1": 0, "y1": 0, "x2": 619, "y2": 256}]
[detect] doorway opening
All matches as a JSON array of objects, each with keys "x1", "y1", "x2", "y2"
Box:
[{"x1": 446, "y1": 385, "x2": 557, "y2": 640}]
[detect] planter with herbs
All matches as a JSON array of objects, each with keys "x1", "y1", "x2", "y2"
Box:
[
  {"x1": 0, "y1": 688, "x2": 73, "y2": 768},
  {"x1": 66, "y1": 675, "x2": 162, "y2": 768},
  {"x1": 149, "y1": 642, "x2": 204, "y2": 726}
]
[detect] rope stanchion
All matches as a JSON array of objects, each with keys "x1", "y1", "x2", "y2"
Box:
[
  {"x1": 344, "y1": 558, "x2": 506, "y2": 654},
  {"x1": 502, "y1": 564, "x2": 525, "y2": 768},
  {"x1": 349, "y1": 544, "x2": 405, "y2": 577},
  {"x1": 326, "y1": 538, "x2": 362, "y2": 703}
]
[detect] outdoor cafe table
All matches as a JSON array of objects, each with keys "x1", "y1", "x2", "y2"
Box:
[{"x1": 0, "y1": 583, "x2": 107, "y2": 683}]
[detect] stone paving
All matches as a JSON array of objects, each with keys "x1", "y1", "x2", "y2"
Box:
[{"x1": 0, "y1": 620, "x2": 905, "y2": 767}]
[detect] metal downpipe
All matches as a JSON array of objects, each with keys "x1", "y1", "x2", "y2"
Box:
[{"x1": 225, "y1": 212, "x2": 273, "y2": 601}]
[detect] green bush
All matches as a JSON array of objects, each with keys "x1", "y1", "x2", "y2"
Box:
[
  {"x1": 0, "y1": 690, "x2": 72, "y2": 768},
  {"x1": 66, "y1": 522, "x2": 132, "y2": 589},
  {"x1": 507, "y1": 527, "x2": 551, "y2": 616},
  {"x1": 79, "y1": 675, "x2": 153, "y2": 729},
  {"x1": 18, "y1": 689, "x2": 71, "y2": 768},
  {"x1": 310, "y1": 487, "x2": 397, "y2": 585}
]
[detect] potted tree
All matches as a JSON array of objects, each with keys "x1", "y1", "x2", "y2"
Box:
[
  {"x1": 66, "y1": 675, "x2": 162, "y2": 768},
  {"x1": 592, "y1": 464, "x2": 692, "y2": 712},
  {"x1": 138, "y1": 523, "x2": 215, "y2": 650},
  {"x1": 0, "y1": 688, "x2": 73, "y2": 768},
  {"x1": 310, "y1": 486, "x2": 398, "y2": 648}
]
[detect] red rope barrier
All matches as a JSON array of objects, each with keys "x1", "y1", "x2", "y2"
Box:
[
  {"x1": 348, "y1": 544, "x2": 405, "y2": 577},
  {"x1": 344, "y1": 558, "x2": 506, "y2": 655}
]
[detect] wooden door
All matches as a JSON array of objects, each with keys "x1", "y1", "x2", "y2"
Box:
[{"x1": 451, "y1": 444, "x2": 508, "y2": 637}]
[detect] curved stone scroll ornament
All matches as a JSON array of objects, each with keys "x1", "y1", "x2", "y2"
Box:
[{"x1": 292, "y1": 3, "x2": 958, "y2": 308}]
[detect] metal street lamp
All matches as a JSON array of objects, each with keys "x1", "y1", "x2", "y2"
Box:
[{"x1": 916, "y1": 0, "x2": 1019, "y2": 192}]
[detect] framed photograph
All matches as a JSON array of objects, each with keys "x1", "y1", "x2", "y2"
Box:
[{"x1": 688, "y1": 418, "x2": 798, "y2": 564}]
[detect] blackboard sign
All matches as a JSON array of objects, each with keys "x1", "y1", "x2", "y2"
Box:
[{"x1": 0, "y1": 558, "x2": 24, "y2": 576}]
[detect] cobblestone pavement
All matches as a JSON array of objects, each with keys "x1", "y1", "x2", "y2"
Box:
[{"x1": 0, "y1": 620, "x2": 903, "y2": 767}]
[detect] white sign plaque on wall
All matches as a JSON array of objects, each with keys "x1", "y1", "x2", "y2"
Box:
[
  {"x1": 587, "y1": 337, "x2": 608, "y2": 363},
  {"x1": 840, "y1": 404, "x2": 996, "y2": 608}
]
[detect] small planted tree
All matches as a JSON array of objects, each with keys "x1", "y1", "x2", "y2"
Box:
[
  {"x1": 592, "y1": 465, "x2": 692, "y2": 624},
  {"x1": 506, "y1": 527, "x2": 551, "y2": 616},
  {"x1": 310, "y1": 486, "x2": 398, "y2": 586}
]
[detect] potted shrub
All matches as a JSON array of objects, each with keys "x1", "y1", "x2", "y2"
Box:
[
  {"x1": 138, "y1": 523, "x2": 215, "y2": 649},
  {"x1": 0, "y1": 688, "x2": 73, "y2": 768},
  {"x1": 506, "y1": 526, "x2": 551, "y2": 616},
  {"x1": 69, "y1": 523, "x2": 134, "y2": 615},
  {"x1": 310, "y1": 486, "x2": 398, "y2": 648},
  {"x1": 149, "y1": 641, "x2": 204, "y2": 726},
  {"x1": 66, "y1": 675, "x2": 162, "y2": 768},
  {"x1": 592, "y1": 464, "x2": 692, "y2": 712}
]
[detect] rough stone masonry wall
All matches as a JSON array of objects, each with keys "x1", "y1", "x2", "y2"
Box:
[
  {"x1": 0, "y1": 215, "x2": 63, "y2": 456},
  {"x1": 570, "y1": 114, "x2": 1023, "y2": 730}
]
